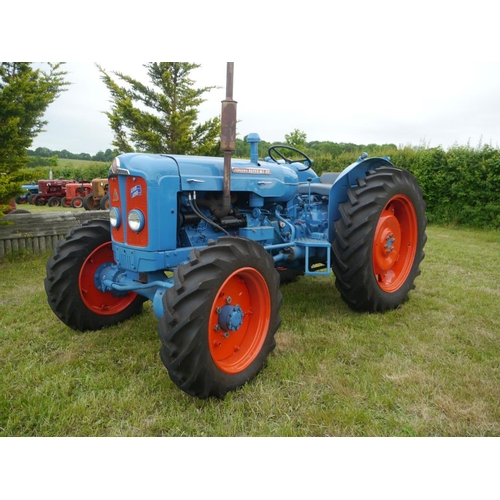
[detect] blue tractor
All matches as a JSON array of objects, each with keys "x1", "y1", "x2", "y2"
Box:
[{"x1": 45, "y1": 64, "x2": 427, "y2": 399}]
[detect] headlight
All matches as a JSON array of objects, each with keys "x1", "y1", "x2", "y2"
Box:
[
  {"x1": 109, "y1": 207, "x2": 121, "y2": 228},
  {"x1": 111, "y1": 157, "x2": 120, "y2": 174},
  {"x1": 128, "y1": 209, "x2": 145, "y2": 232}
]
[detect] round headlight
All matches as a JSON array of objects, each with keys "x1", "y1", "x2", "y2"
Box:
[
  {"x1": 111, "y1": 157, "x2": 120, "y2": 174},
  {"x1": 109, "y1": 207, "x2": 121, "y2": 228},
  {"x1": 128, "y1": 209, "x2": 144, "y2": 232}
]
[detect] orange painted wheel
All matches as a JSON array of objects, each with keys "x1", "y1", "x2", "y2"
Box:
[
  {"x1": 159, "y1": 237, "x2": 282, "y2": 399},
  {"x1": 372, "y1": 194, "x2": 418, "y2": 293},
  {"x1": 332, "y1": 165, "x2": 427, "y2": 312},
  {"x1": 45, "y1": 220, "x2": 144, "y2": 331},
  {"x1": 208, "y1": 267, "x2": 271, "y2": 374},
  {"x1": 79, "y1": 241, "x2": 138, "y2": 316}
]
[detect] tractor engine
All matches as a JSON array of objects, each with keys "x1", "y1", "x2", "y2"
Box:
[{"x1": 107, "y1": 134, "x2": 330, "y2": 276}]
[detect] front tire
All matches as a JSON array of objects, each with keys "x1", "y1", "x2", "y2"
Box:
[
  {"x1": 48, "y1": 196, "x2": 61, "y2": 207},
  {"x1": 99, "y1": 194, "x2": 110, "y2": 210},
  {"x1": 60, "y1": 197, "x2": 71, "y2": 208},
  {"x1": 71, "y1": 197, "x2": 84, "y2": 208},
  {"x1": 33, "y1": 195, "x2": 47, "y2": 206},
  {"x1": 158, "y1": 237, "x2": 282, "y2": 399},
  {"x1": 332, "y1": 166, "x2": 427, "y2": 312},
  {"x1": 44, "y1": 219, "x2": 144, "y2": 331}
]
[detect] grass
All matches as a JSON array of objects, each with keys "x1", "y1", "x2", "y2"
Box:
[
  {"x1": 1, "y1": 225, "x2": 499, "y2": 436},
  {"x1": 14, "y1": 203, "x2": 88, "y2": 214}
]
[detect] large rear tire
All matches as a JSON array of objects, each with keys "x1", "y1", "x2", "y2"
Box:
[
  {"x1": 332, "y1": 166, "x2": 427, "y2": 312},
  {"x1": 83, "y1": 193, "x2": 100, "y2": 211},
  {"x1": 158, "y1": 237, "x2": 282, "y2": 399},
  {"x1": 44, "y1": 219, "x2": 144, "y2": 331}
]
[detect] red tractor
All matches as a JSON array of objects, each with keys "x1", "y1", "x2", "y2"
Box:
[
  {"x1": 61, "y1": 182, "x2": 92, "y2": 208},
  {"x1": 32, "y1": 179, "x2": 74, "y2": 206}
]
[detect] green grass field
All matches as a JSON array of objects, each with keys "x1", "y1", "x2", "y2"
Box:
[{"x1": 1, "y1": 225, "x2": 499, "y2": 436}]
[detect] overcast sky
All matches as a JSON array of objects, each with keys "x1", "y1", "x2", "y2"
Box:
[
  {"x1": 33, "y1": 61, "x2": 500, "y2": 154},
  {"x1": 30, "y1": 61, "x2": 500, "y2": 155},
  {"x1": 5, "y1": 0, "x2": 499, "y2": 157}
]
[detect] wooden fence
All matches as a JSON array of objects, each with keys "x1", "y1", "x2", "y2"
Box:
[{"x1": 0, "y1": 211, "x2": 110, "y2": 259}]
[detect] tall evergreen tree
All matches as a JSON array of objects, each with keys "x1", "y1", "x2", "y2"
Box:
[
  {"x1": 0, "y1": 62, "x2": 69, "y2": 208},
  {"x1": 98, "y1": 62, "x2": 221, "y2": 156}
]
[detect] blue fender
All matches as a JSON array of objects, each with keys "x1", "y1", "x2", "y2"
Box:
[{"x1": 327, "y1": 155, "x2": 395, "y2": 242}]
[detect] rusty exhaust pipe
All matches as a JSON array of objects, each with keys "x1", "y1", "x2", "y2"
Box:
[{"x1": 214, "y1": 62, "x2": 237, "y2": 219}]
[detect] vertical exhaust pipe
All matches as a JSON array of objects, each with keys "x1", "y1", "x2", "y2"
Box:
[{"x1": 215, "y1": 62, "x2": 237, "y2": 218}]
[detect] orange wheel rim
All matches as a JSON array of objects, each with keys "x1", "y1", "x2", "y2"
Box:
[
  {"x1": 209, "y1": 267, "x2": 271, "y2": 374},
  {"x1": 372, "y1": 194, "x2": 418, "y2": 293},
  {"x1": 79, "y1": 241, "x2": 138, "y2": 315}
]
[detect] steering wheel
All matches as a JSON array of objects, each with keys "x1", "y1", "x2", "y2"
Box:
[{"x1": 268, "y1": 145, "x2": 312, "y2": 171}]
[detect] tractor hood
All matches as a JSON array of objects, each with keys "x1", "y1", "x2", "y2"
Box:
[{"x1": 112, "y1": 152, "x2": 300, "y2": 202}]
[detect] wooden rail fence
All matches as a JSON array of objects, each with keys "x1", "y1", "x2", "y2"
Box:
[{"x1": 0, "y1": 211, "x2": 110, "y2": 259}]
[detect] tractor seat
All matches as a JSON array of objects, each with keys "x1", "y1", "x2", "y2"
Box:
[{"x1": 297, "y1": 172, "x2": 340, "y2": 196}]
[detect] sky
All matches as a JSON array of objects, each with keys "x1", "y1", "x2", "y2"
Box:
[
  {"x1": 6, "y1": 1, "x2": 499, "y2": 157},
  {"x1": 29, "y1": 60, "x2": 500, "y2": 155}
]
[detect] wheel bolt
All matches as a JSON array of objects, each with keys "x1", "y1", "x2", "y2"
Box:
[
  {"x1": 223, "y1": 331, "x2": 230, "y2": 338},
  {"x1": 214, "y1": 324, "x2": 221, "y2": 331},
  {"x1": 226, "y1": 296, "x2": 232, "y2": 304}
]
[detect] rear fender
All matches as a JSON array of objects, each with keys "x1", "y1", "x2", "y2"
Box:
[{"x1": 328, "y1": 156, "x2": 395, "y2": 242}]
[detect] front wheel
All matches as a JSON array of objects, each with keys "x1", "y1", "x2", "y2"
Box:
[
  {"x1": 99, "y1": 194, "x2": 110, "y2": 210},
  {"x1": 33, "y1": 195, "x2": 47, "y2": 206},
  {"x1": 44, "y1": 219, "x2": 144, "y2": 331},
  {"x1": 60, "y1": 197, "x2": 71, "y2": 208},
  {"x1": 15, "y1": 195, "x2": 27, "y2": 204},
  {"x1": 48, "y1": 196, "x2": 61, "y2": 207},
  {"x1": 332, "y1": 166, "x2": 427, "y2": 312},
  {"x1": 71, "y1": 197, "x2": 84, "y2": 208},
  {"x1": 158, "y1": 237, "x2": 283, "y2": 399}
]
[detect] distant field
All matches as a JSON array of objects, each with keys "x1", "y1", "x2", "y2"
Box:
[{"x1": 56, "y1": 158, "x2": 109, "y2": 169}]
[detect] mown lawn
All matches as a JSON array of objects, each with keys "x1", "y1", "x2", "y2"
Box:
[{"x1": 1, "y1": 225, "x2": 499, "y2": 436}]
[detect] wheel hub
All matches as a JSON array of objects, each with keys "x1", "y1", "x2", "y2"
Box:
[
  {"x1": 374, "y1": 212, "x2": 402, "y2": 270},
  {"x1": 218, "y1": 303, "x2": 244, "y2": 331}
]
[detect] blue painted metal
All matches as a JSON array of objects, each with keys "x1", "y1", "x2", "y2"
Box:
[{"x1": 98, "y1": 133, "x2": 396, "y2": 319}]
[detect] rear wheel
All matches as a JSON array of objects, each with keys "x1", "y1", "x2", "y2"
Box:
[
  {"x1": 44, "y1": 219, "x2": 144, "y2": 331},
  {"x1": 158, "y1": 237, "x2": 282, "y2": 399},
  {"x1": 332, "y1": 166, "x2": 427, "y2": 312},
  {"x1": 83, "y1": 194, "x2": 100, "y2": 211}
]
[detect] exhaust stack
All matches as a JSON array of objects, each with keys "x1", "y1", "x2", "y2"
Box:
[{"x1": 215, "y1": 62, "x2": 237, "y2": 218}]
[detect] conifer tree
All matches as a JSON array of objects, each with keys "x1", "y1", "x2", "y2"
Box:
[{"x1": 98, "y1": 62, "x2": 221, "y2": 156}]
